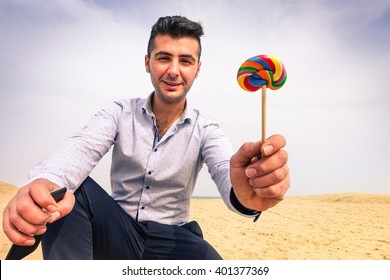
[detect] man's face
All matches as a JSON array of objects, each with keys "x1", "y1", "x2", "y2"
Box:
[{"x1": 145, "y1": 34, "x2": 201, "y2": 105}]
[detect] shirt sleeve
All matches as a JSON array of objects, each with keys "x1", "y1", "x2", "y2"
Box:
[
  {"x1": 202, "y1": 121, "x2": 261, "y2": 221},
  {"x1": 229, "y1": 188, "x2": 262, "y2": 222},
  {"x1": 28, "y1": 101, "x2": 123, "y2": 191}
]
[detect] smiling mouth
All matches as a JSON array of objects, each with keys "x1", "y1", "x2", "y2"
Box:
[
  {"x1": 163, "y1": 80, "x2": 181, "y2": 87},
  {"x1": 163, "y1": 80, "x2": 182, "y2": 91}
]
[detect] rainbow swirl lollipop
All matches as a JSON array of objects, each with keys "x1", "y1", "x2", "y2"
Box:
[
  {"x1": 236, "y1": 55, "x2": 287, "y2": 145},
  {"x1": 237, "y1": 55, "x2": 287, "y2": 91}
]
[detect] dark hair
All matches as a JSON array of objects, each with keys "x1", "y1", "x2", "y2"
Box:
[{"x1": 147, "y1": 16, "x2": 204, "y2": 60}]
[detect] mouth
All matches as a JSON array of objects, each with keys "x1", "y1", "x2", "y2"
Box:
[{"x1": 162, "y1": 80, "x2": 182, "y2": 90}]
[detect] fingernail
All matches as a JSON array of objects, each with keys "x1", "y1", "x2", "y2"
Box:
[
  {"x1": 263, "y1": 145, "x2": 273, "y2": 156},
  {"x1": 50, "y1": 211, "x2": 61, "y2": 221},
  {"x1": 36, "y1": 228, "x2": 47, "y2": 235},
  {"x1": 46, "y1": 205, "x2": 57, "y2": 213},
  {"x1": 245, "y1": 168, "x2": 257, "y2": 178},
  {"x1": 24, "y1": 239, "x2": 35, "y2": 246}
]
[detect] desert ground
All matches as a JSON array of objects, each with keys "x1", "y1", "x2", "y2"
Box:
[{"x1": 1, "y1": 181, "x2": 389, "y2": 260}]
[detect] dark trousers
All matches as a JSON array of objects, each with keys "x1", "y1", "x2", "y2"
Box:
[{"x1": 42, "y1": 177, "x2": 222, "y2": 260}]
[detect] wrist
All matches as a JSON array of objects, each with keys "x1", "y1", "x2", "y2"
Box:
[{"x1": 230, "y1": 188, "x2": 261, "y2": 222}]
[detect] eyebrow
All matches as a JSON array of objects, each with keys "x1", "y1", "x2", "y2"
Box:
[{"x1": 155, "y1": 51, "x2": 197, "y2": 62}]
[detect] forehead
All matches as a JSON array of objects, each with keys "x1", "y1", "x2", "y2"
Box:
[{"x1": 151, "y1": 34, "x2": 200, "y2": 59}]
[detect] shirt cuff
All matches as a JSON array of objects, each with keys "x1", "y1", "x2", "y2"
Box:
[{"x1": 230, "y1": 188, "x2": 261, "y2": 222}]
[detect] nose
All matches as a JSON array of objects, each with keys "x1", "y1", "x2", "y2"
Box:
[{"x1": 167, "y1": 60, "x2": 179, "y2": 78}]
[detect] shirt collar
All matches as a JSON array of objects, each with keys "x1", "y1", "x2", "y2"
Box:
[
  {"x1": 142, "y1": 93, "x2": 154, "y2": 117},
  {"x1": 142, "y1": 92, "x2": 193, "y2": 125}
]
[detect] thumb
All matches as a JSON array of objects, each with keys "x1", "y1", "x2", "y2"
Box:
[{"x1": 48, "y1": 191, "x2": 75, "y2": 223}]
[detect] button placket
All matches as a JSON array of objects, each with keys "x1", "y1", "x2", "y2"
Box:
[{"x1": 138, "y1": 143, "x2": 158, "y2": 220}]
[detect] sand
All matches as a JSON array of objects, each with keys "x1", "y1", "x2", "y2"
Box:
[{"x1": 1, "y1": 181, "x2": 389, "y2": 260}]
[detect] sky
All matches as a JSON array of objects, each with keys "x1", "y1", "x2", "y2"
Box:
[{"x1": 0, "y1": 0, "x2": 389, "y2": 197}]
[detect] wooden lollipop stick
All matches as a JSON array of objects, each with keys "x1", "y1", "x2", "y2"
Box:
[{"x1": 261, "y1": 85, "x2": 267, "y2": 144}]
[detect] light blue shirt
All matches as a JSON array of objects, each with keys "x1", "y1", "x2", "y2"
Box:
[{"x1": 29, "y1": 93, "x2": 242, "y2": 225}]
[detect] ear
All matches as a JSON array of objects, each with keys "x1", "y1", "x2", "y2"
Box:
[
  {"x1": 145, "y1": 55, "x2": 150, "y2": 73},
  {"x1": 195, "y1": 61, "x2": 201, "y2": 78}
]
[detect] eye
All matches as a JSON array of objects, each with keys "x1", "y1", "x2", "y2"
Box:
[
  {"x1": 180, "y1": 58, "x2": 194, "y2": 65},
  {"x1": 158, "y1": 56, "x2": 170, "y2": 62}
]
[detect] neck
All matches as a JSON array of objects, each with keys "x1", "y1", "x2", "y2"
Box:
[{"x1": 152, "y1": 93, "x2": 186, "y2": 139}]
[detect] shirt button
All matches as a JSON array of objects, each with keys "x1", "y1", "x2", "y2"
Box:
[
  {"x1": 145, "y1": 186, "x2": 150, "y2": 189},
  {"x1": 147, "y1": 171, "x2": 152, "y2": 175},
  {"x1": 141, "y1": 206, "x2": 145, "y2": 210},
  {"x1": 154, "y1": 148, "x2": 158, "y2": 152}
]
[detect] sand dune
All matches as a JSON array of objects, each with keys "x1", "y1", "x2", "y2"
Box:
[{"x1": 1, "y1": 181, "x2": 389, "y2": 260}]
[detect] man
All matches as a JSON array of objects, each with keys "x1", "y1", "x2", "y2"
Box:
[{"x1": 3, "y1": 16, "x2": 290, "y2": 259}]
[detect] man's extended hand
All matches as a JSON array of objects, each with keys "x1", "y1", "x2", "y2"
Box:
[
  {"x1": 2, "y1": 179, "x2": 75, "y2": 246},
  {"x1": 230, "y1": 134, "x2": 290, "y2": 211}
]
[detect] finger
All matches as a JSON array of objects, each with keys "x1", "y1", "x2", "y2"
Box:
[
  {"x1": 230, "y1": 141, "x2": 262, "y2": 168},
  {"x1": 246, "y1": 149, "x2": 288, "y2": 178},
  {"x1": 231, "y1": 134, "x2": 287, "y2": 169},
  {"x1": 9, "y1": 196, "x2": 49, "y2": 233},
  {"x1": 29, "y1": 179, "x2": 62, "y2": 213},
  {"x1": 253, "y1": 172, "x2": 290, "y2": 199},
  {"x1": 3, "y1": 202, "x2": 45, "y2": 246},
  {"x1": 48, "y1": 191, "x2": 75, "y2": 223},
  {"x1": 248, "y1": 163, "x2": 289, "y2": 188},
  {"x1": 261, "y1": 134, "x2": 287, "y2": 157},
  {"x1": 15, "y1": 187, "x2": 53, "y2": 225},
  {"x1": 250, "y1": 156, "x2": 258, "y2": 164}
]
